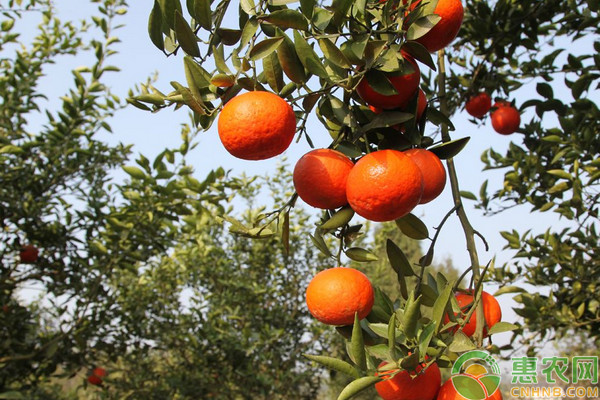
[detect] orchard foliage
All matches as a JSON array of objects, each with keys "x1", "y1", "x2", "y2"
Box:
[
  {"x1": 0, "y1": 1, "x2": 332, "y2": 398},
  {"x1": 448, "y1": 0, "x2": 600, "y2": 348}
]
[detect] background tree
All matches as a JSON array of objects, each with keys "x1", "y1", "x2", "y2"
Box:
[
  {"x1": 0, "y1": 2, "x2": 333, "y2": 398},
  {"x1": 444, "y1": 0, "x2": 600, "y2": 352}
]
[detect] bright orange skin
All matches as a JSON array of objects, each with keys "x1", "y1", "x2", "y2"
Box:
[
  {"x1": 87, "y1": 375, "x2": 102, "y2": 386},
  {"x1": 491, "y1": 102, "x2": 520, "y2": 135},
  {"x1": 412, "y1": 0, "x2": 464, "y2": 52},
  {"x1": 293, "y1": 149, "x2": 354, "y2": 209},
  {"x1": 217, "y1": 91, "x2": 296, "y2": 160},
  {"x1": 92, "y1": 367, "x2": 106, "y2": 378},
  {"x1": 357, "y1": 56, "x2": 421, "y2": 110},
  {"x1": 306, "y1": 267, "x2": 374, "y2": 326},
  {"x1": 465, "y1": 92, "x2": 492, "y2": 118},
  {"x1": 346, "y1": 150, "x2": 423, "y2": 222},
  {"x1": 446, "y1": 291, "x2": 502, "y2": 337},
  {"x1": 375, "y1": 361, "x2": 441, "y2": 400},
  {"x1": 437, "y1": 379, "x2": 503, "y2": 400},
  {"x1": 404, "y1": 149, "x2": 446, "y2": 204},
  {"x1": 19, "y1": 244, "x2": 39, "y2": 263}
]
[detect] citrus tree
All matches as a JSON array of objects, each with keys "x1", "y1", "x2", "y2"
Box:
[
  {"x1": 0, "y1": 1, "x2": 335, "y2": 398},
  {"x1": 133, "y1": 0, "x2": 522, "y2": 398}
]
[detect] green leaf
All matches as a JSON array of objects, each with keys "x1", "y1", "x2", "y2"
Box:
[
  {"x1": 337, "y1": 376, "x2": 381, "y2": 400},
  {"x1": 406, "y1": 15, "x2": 441, "y2": 40},
  {"x1": 192, "y1": 0, "x2": 211, "y2": 30},
  {"x1": 418, "y1": 321, "x2": 436, "y2": 358},
  {"x1": 367, "y1": 286, "x2": 395, "y2": 323},
  {"x1": 350, "y1": 314, "x2": 366, "y2": 370},
  {"x1": 320, "y1": 207, "x2": 355, "y2": 231},
  {"x1": 460, "y1": 191, "x2": 477, "y2": 201},
  {"x1": 336, "y1": 141, "x2": 362, "y2": 158},
  {"x1": 388, "y1": 313, "x2": 396, "y2": 358},
  {"x1": 363, "y1": 70, "x2": 398, "y2": 96},
  {"x1": 361, "y1": 111, "x2": 413, "y2": 132},
  {"x1": 487, "y1": 322, "x2": 519, "y2": 335},
  {"x1": 240, "y1": 0, "x2": 257, "y2": 15},
  {"x1": 0, "y1": 391, "x2": 25, "y2": 399},
  {"x1": 293, "y1": 30, "x2": 329, "y2": 79},
  {"x1": 345, "y1": 247, "x2": 378, "y2": 262},
  {"x1": 493, "y1": 286, "x2": 526, "y2": 296},
  {"x1": 548, "y1": 181, "x2": 570, "y2": 194},
  {"x1": 310, "y1": 231, "x2": 332, "y2": 257},
  {"x1": 184, "y1": 56, "x2": 211, "y2": 87},
  {"x1": 401, "y1": 293, "x2": 421, "y2": 339},
  {"x1": 239, "y1": 17, "x2": 259, "y2": 50},
  {"x1": 277, "y1": 34, "x2": 307, "y2": 83},
  {"x1": 319, "y1": 38, "x2": 352, "y2": 69},
  {"x1": 174, "y1": 10, "x2": 200, "y2": 57},
  {"x1": 304, "y1": 354, "x2": 360, "y2": 379},
  {"x1": 426, "y1": 108, "x2": 455, "y2": 131},
  {"x1": 0, "y1": 145, "x2": 24, "y2": 155},
  {"x1": 448, "y1": 331, "x2": 477, "y2": 352},
  {"x1": 299, "y1": 0, "x2": 316, "y2": 19},
  {"x1": 123, "y1": 166, "x2": 147, "y2": 180},
  {"x1": 263, "y1": 9, "x2": 308, "y2": 31},
  {"x1": 263, "y1": 51, "x2": 284, "y2": 92},
  {"x1": 547, "y1": 169, "x2": 572, "y2": 180},
  {"x1": 431, "y1": 282, "x2": 453, "y2": 335},
  {"x1": 402, "y1": 41, "x2": 436, "y2": 70},
  {"x1": 249, "y1": 36, "x2": 284, "y2": 60},
  {"x1": 536, "y1": 82, "x2": 554, "y2": 99},
  {"x1": 395, "y1": 213, "x2": 429, "y2": 240},
  {"x1": 428, "y1": 137, "x2": 470, "y2": 159},
  {"x1": 386, "y1": 239, "x2": 415, "y2": 276},
  {"x1": 331, "y1": 0, "x2": 353, "y2": 27},
  {"x1": 148, "y1": 0, "x2": 164, "y2": 51}
]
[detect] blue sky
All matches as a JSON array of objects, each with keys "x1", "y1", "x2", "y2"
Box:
[{"x1": 18, "y1": 1, "x2": 594, "y2": 354}]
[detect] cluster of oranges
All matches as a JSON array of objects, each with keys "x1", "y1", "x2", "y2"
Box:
[
  {"x1": 465, "y1": 92, "x2": 521, "y2": 135},
  {"x1": 305, "y1": 267, "x2": 503, "y2": 400},
  {"x1": 214, "y1": 1, "x2": 507, "y2": 397}
]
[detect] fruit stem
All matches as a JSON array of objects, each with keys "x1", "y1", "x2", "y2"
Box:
[{"x1": 437, "y1": 49, "x2": 485, "y2": 347}]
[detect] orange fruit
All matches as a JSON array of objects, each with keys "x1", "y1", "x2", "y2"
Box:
[
  {"x1": 465, "y1": 92, "x2": 492, "y2": 118},
  {"x1": 375, "y1": 361, "x2": 441, "y2": 400},
  {"x1": 217, "y1": 91, "x2": 296, "y2": 160},
  {"x1": 92, "y1": 367, "x2": 106, "y2": 378},
  {"x1": 87, "y1": 375, "x2": 102, "y2": 386},
  {"x1": 356, "y1": 55, "x2": 420, "y2": 110},
  {"x1": 491, "y1": 101, "x2": 520, "y2": 135},
  {"x1": 346, "y1": 150, "x2": 423, "y2": 222},
  {"x1": 306, "y1": 267, "x2": 374, "y2": 326},
  {"x1": 293, "y1": 149, "x2": 354, "y2": 209},
  {"x1": 411, "y1": 0, "x2": 464, "y2": 53},
  {"x1": 446, "y1": 291, "x2": 502, "y2": 337},
  {"x1": 404, "y1": 148, "x2": 446, "y2": 204},
  {"x1": 437, "y1": 379, "x2": 503, "y2": 400},
  {"x1": 19, "y1": 244, "x2": 39, "y2": 263}
]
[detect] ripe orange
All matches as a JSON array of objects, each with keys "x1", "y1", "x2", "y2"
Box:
[
  {"x1": 346, "y1": 150, "x2": 423, "y2": 222},
  {"x1": 404, "y1": 148, "x2": 446, "y2": 204},
  {"x1": 306, "y1": 267, "x2": 374, "y2": 326},
  {"x1": 356, "y1": 55, "x2": 420, "y2": 110},
  {"x1": 293, "y1": 149, "x2": 354, "y2": 209},
  {"x1": 465, "y1": 92, "x2": 492, "y2": 118},
  {"x1": 92, "y1": 367, "x2": 106, "y2": 378},
  {"x1": 19, "y1": 244, "x2": 39, "y2": 263},
  {"x1": 375, "y1": 361, "x2": 441, "y2": 400},
  {"x1": 217, "y1": 91, "x2": 297, "y2": 160},
  {"x1": 411, "y1": 0, "x2": 464, "y2": 53},
  {"x1": 437, "y1": 379, "x2": 503, "y2": 400},
  {"x1": 447, "y1": 291, "x2": 502, "y2": 337},
  {"x1": 491, "y1": 101, "x2": 520, "y2": 135},
  {"x1": 87, "y1": 375, "x2": 102, "y2": 386}
]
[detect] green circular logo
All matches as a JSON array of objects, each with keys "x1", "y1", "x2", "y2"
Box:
[{"x1": 450, "y1": 350, "x2": 501, "y2": 400}]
